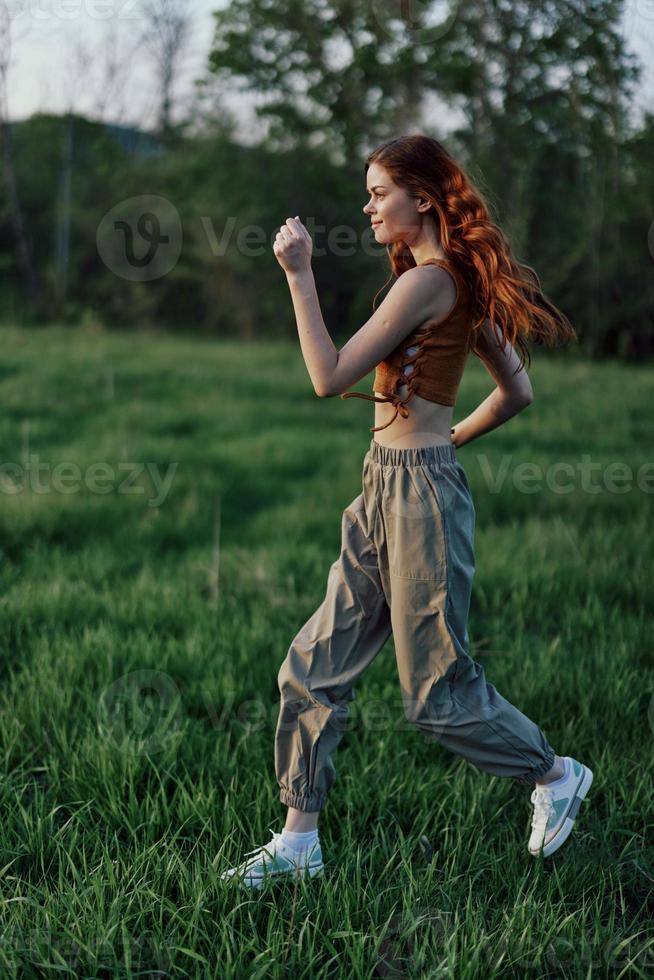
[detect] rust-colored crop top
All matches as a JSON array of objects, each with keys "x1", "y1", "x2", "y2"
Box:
[{"x1": 340, "y1": 258, "x2": 477, "y2": 432}]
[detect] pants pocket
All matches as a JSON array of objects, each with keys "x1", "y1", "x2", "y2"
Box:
[{"x1": 383, "y1": 466, "x2": 448, "y2": 584}]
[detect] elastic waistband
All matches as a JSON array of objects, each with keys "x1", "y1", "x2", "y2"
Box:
[{"x1": 367, "y1": 438, "x2": 457, "y2": 467}]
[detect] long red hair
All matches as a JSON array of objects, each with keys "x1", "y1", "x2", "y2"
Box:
[{"x1": 366, "y1": 134, "x2": 577, "y2": 369}]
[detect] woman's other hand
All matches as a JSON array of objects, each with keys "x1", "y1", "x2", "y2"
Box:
[{"x1": 273, "y1": 216, "x2": 313, "y2": 275}]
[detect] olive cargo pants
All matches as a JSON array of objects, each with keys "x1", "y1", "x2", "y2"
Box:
[{"x1": 275, "y1": 439, "x2": 556, "y2": 813}]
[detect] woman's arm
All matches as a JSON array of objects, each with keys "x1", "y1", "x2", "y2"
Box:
[
  {"x1": 276, "y1": 216, "x2": 450, "y2": 398},
  {"x1": 453, "y1": 319, "x2": 533, "y2": 449},
  {"x1": 285, "y1": 264, "x2": 449, "y2": 398},
  {"x1": 284, "y1": 269, "x2": 338, "y2": 397}
]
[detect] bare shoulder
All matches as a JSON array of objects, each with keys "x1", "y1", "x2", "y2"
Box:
[{"x1": 404, "y1": 263, "x2": 458, "y2": 323}]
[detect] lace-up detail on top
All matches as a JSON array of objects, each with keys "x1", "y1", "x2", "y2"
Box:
[{"x1": 341, "y1": 258, "x2": 476, "y2": 432}]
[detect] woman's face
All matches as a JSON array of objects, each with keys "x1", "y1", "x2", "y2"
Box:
[{"x1": 362, "y1": 163, "x2": 421, "y2": 244}]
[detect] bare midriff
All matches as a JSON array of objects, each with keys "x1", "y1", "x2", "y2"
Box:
[
  {"x1": 371, "y1": 342, "x2": 454, "y2": 449},
  {"x1": 340, "y1": 259, "x2": 463, "y2": 450},
  {"x1": 371, "y1": 389, "x2": 454, "y2": 448}
]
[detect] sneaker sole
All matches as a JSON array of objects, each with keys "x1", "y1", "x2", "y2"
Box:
[{"x1": 529, "y1": 764, "x2": 594, "y2": 858}]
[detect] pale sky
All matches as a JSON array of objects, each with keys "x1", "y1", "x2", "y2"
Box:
[{"x1": 6, "y1": 0, "x2": 653, "y2": 139}]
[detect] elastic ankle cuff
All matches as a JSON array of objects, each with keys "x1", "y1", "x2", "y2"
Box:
[
  {"x1": 279, "y1": 789, "x2": 326, "y2": 812},
  {"x1": 514, "y1": 747, "x2": 557, "y2": 785},
  {"x1": 544, "y1": 756, "x2": 570, "y2": 786}
]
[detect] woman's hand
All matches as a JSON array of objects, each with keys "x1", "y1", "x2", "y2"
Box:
[{"x1": 273, "y1": 215, "x2": 313, "y2": 275}]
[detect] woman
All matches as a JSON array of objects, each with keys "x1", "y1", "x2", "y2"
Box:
[{"x1": 220, "y1": 134, "x2": 593, "y2": 889}]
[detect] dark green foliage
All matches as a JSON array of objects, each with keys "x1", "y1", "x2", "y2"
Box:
[{"x1": 0, "y1": 1, "x2": 652, "y2": 355}]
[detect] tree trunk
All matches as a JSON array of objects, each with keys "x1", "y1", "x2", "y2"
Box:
[
  {"x1": 0, "y1": 118, "x2": 39, "y2": 308},
  {"x1": 54, "y1": 112, "x2": 74, "y2": 313}
]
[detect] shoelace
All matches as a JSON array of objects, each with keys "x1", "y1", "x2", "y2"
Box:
[
  {"x1": 530, "y1": 786, "x2": 554, "y2": 833},
  {"x1": 240, "y1": 830, "x2": 283, "y2": 866},
  {"x1": 245, "y1": 830, "x2": 282, "y2": 857}
]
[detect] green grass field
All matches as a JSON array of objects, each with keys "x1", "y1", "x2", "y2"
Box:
[{"x1": 0, "y1": 323, "x2": 652, "y2": 978}]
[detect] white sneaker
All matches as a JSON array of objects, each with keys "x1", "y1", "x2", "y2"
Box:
[
  {"x1": 528, "y1": 756, "x2": 594, "y2": 858},
  {"x1": 219, "y1": 829, "x2": 324, "y2": 890}
]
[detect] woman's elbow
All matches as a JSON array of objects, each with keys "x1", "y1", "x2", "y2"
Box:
[
  {"x1": 314, "y1": 374, "x2": 341, "y2": 398},
  {"x1": 511, "y1": 374, "x2": 534, "y2": 406},
  {"x1": 502, "y1": 383, "x2": 533, "y2": 409},
  {"x1": 314, "y1": 382, "x2": 333, "y2": 399},
  {"x1": 509, "y1": 364, "x2": 534, "y2": 406},
  {"x1": 517, "y1": 386, "x2": 534, "y2": 408}
]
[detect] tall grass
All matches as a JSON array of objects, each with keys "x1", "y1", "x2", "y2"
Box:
[{"x1": 0, "y1": 324, "x2": 651, "y2": 978}]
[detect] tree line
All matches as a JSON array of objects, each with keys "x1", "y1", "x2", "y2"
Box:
[{"x1": 1, "y1": 0, "x2": 652, "y2": 357}]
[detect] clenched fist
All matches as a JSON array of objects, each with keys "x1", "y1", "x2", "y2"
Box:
[{"x1": 273, "y1": 216, "x2": 313, "y2": 275}]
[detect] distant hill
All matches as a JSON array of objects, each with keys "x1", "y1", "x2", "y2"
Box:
[{"x1": 8, "y1": 114, "x2": 165, "y2": 159}]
